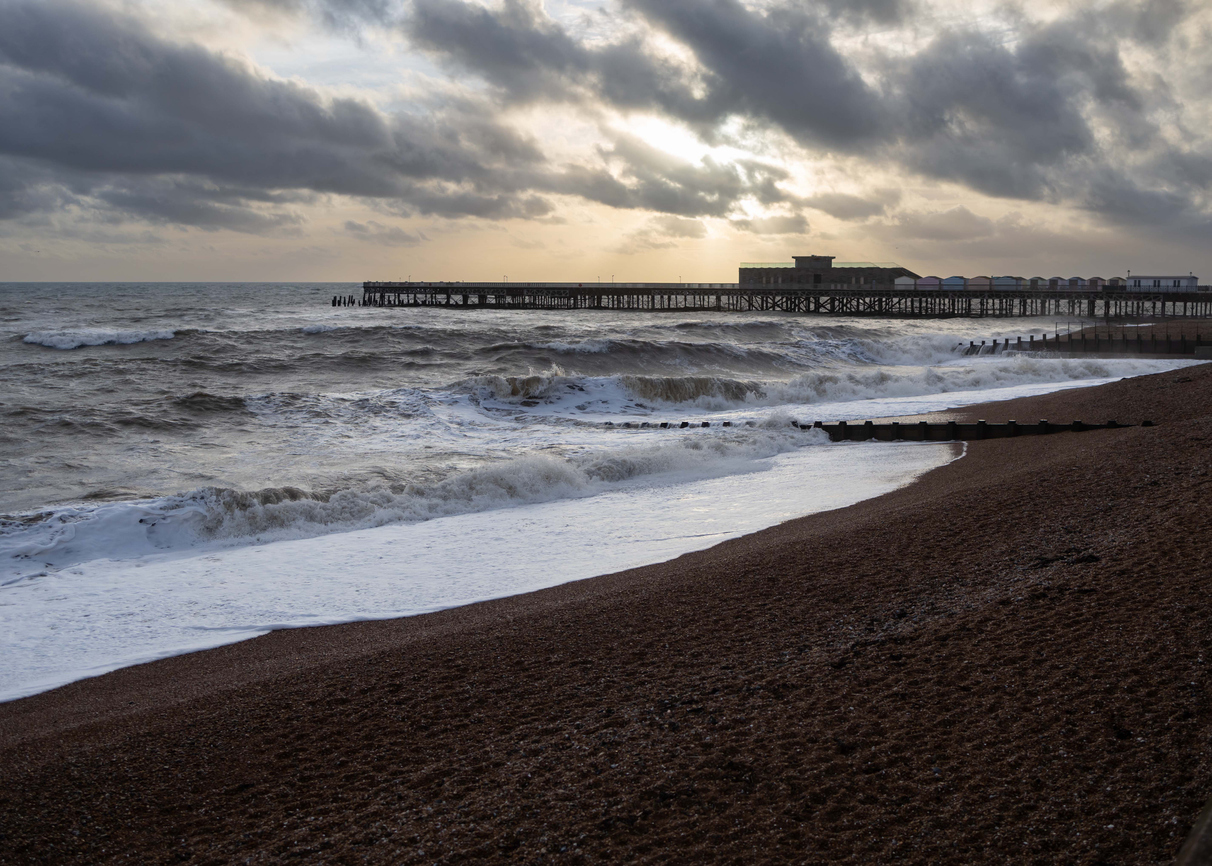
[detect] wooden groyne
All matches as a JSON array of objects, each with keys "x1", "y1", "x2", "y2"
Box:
[
  {"x1": 359, "y1": 281, "x2": 1212, "y2": 319},
  {"x1": 811, "y1": 419, "x2": 1139, "y2": 442},
  {"x1": 605, "y1": 418, "x2": 1144, "y2": 441},
  {"x1": 962, "y1": 330, "x2": 1210, "y2": 357}
]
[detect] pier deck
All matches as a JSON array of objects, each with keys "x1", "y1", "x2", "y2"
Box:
[{"x1": 360, "y1": 281, "x2": 1212, "y2": 319}]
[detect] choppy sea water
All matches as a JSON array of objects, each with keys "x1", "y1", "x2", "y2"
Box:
[{"x1": 0, "y1": 282, "x2": 1195, "y2": 700}]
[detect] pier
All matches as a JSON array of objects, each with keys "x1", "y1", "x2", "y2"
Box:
[{"x1": 358, "y1": 281, "x2": 1212, "y2": 319}]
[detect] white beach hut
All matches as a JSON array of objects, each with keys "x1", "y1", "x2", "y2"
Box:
[{"x1": 1127, "y1": 275, "x2": 1200, "y2": 291}]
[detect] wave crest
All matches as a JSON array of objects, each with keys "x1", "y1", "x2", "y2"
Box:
[
  {"x1": 0, "y1": 427, "x2": 820, "y2": 581},
  {"x1": 23, "y1": 329, "x2": 176, "y2": 350}
]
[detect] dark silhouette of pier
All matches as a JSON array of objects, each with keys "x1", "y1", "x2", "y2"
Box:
[{"x1": 358, "y1": 281, "x2": 1212, "y2": 319}]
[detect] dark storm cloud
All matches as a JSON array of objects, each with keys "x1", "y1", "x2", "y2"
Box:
[
  {"x1": 0, "y1": 0, "x2": 806, "y2": 234},
  {"x1": 219, "y1": 0, "x2": 400, "y2": 31},
  {"x1": 408, "y1": 0, "x2": 887, "y2": 148},
  {"x1": 0, "y1": 0, "x2": 565, "y2": 230},
  {"x1": 621, "y1": 0, "x2": 887, "y2": 148},
  {"x1": 886, "y1": 16, "x2": 1165, "y2": 201},
  {"x1": 1078, "y1": 166, "x2": 1212, "y2": 244},
  {"x1": 397, "y1": 0, "x2": 1209, "y2": 236},
  {"x1": 408, "y1": 0, "x2": 591, "y2": 102},
  {"x1": 0, "y1": 0, "x2": 1207, "y2": 242},
  {"x1": 804, "y1": 191, "x2": 898, "y2": 221},
  {"x1": 95, "y1": 179, "x2": 307, "y2": 234},
  {"x1": 870, "y1": 206, "x2": 996, "y2": 242},
  {"x1": 0, "y1": 158, "x2": 77, "y2": 220},
  {"x1": 406, "y1": 0, "x2": 714, "y2": 126},
  {"x1": 385, "y1": 183, "x2": 555, "y2": 219},
  {"x1": 819, "y1": 0, "x2": 911, "y2": 25}
]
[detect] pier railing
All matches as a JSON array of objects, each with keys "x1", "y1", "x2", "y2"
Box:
[{"x1": 357, "y1": 281, "x2": 1212, "y2": 319}]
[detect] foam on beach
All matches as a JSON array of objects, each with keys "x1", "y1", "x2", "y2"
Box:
[{"x1": 0, "y1": 440, "x2": 958, "y2": 702}]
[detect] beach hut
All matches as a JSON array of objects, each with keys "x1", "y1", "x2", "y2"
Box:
[
  {"x1": 1026, "y1": 277, "x2": 1047, "y2": 291},
  {"x1": 968, "y1": 276, "x2": 992, "y2": 290},
  {"x1": 894, "y1": 275, "x2": 917, "y2": 289},
  {"x1": 1067, "y1": 277, "x2": 1090, "y2": 292},
  {"x1": 942, "y1": 276, "x2": 967, "y2": 290},
  {"x1": 916, "y1": 276, "x2": 942, "y2": 289},
  {"x1": 1088, "y1": 277, "x2": 1106, "y2": 290},
  {"x1": 1128, "y1": 274, "x2": 1200, "y2": 291},
  {"x1": 1048, "y1": 277, "x2": 1066, "y2": 290},
  {"x1": 992, "y1": 276, "x2": 1023, "y2": 290},
  {"x1": 1107, "y1": 277, "x2": 1126, "y2": 288}
]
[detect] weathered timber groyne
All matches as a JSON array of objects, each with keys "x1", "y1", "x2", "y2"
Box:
[
  {"x1": 812, "y1": 418, "x2": 1138, "y2": 441},
  {"x1": 605, "y1": 418, "x2": 1143, "y2": 440},
  {"x1": 961, "y1": 330, "x2": 1210, "y2": 357},
  {"x1": 360, "y1": 281, "x2": 1212, "y2": 319}
]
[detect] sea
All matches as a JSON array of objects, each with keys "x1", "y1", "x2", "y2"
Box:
[{"x1": 0, "y1": 282, "x2": 1195, "y2": 701}]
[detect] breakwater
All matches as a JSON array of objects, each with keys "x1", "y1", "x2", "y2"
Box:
[
  {"x1": 962, "y1": 329, "x2": 1210, "y2": 357},
  {"x1": 605, "y1": 418, "x2": 1140, "y2": 441}
]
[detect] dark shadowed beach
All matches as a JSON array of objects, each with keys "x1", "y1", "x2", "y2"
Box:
[{"x1": 2, "y1": 363, "x2": 1211, "y2": 864}]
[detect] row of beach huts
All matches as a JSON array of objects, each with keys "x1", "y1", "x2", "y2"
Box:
[{"x1": 891, "y1": 274, "x2": 1202, "y2": 292}]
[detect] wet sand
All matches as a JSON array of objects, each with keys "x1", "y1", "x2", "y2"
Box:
[{"x1": 2, "y1": 363, "x2": 1211, "y2": 864}]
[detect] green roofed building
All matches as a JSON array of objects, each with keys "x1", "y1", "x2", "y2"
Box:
[{"x1": 739, "y1": 255, "x2": 920, "y2": 287}]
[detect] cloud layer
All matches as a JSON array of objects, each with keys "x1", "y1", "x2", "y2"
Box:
[{"x1": 1, "y1": 0, "x2": 1209, "y2": 273}]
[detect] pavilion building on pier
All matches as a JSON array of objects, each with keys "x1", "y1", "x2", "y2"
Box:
[{"x1": 739, "y1": 255, "x2": 920, "y2": 287}]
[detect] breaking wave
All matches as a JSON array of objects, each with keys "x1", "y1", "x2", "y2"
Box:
[
  {"x1": 459, "y1": 355, "x2": 1162, "y2": 413},
  {"x1": 22, "y1": 328, "x2": 177, "y2": 350},
  {"x1": 0, "y1": 425, "x2": 822, "y2": 582}
]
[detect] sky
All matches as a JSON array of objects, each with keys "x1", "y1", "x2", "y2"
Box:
[{"x1": 0, "y1": 0, "x2": 1210, "y2": 282}]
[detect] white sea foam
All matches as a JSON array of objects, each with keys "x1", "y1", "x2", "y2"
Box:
[
  {"x1": 22, "y1": 328, "x2": 176, "y2": 350},
  {"x1": 0, "y1": 427, "x2": 823, "y2": 583},
  {"x1": 0, "y1": 441, "x2": 956, "y2": 701},
  {"x1": 4, "y1": 355, "x2": 1185, "y2": 586}
]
